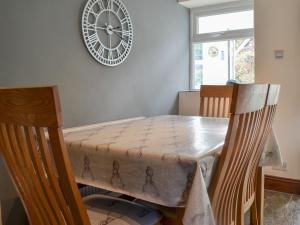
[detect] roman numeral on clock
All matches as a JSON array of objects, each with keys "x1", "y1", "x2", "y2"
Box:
[
  {"x1": 98, "y1": 0, "x2": 105, "y2": 10},
  {"x1": 121, "y1": 40, "x2": 129, "y2": 49},
  {"x1": 115, "y1": 5, "x2": 120, "y2": 14},
  {"x1": 107, "y1": 0, "x2": 114, "y2": 10},
  {"x1": 84, "y1": 21, "x2": 96, "y2": 31},
  {"x1": 90, "y1": 10, "x2": 98, "y2": 18},
  {"x1": 116, "y1": 48, "x2": 122, "y2": 57},
  {"x1": 98, "y1": 45, "x2": 105, "y2": 57},
  {"x1": 122, "y1": 30, "x2": 131, "y2": 37},
  {"x1": 108, "y1": 50, "x2": 114, "y2": 60},
  {"x1": 88, "y1": 33, "x2": 98, "y2": 47},
  {"x1": 121, "y1": 17, "x2": 128, "y2": 25}
]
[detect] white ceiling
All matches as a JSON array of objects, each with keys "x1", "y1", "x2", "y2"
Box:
[{"x1": 178, "y1": 0, "x2": 241, "y2": 8}]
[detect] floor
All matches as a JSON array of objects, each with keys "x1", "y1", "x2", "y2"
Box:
[
  {"x1": 1, "y1": 190, "x2": 300, "y2": 225},
  {"x1": 246, "y1": 190, "x2": 300, "y2": 225},
  {"x1": 264, "y1": 190, "x2": 300, "y2": 225}
]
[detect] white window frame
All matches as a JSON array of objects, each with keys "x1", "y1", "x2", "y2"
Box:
[{"x1": 190, "y1": 0, "x2": 254, "y2": 90}]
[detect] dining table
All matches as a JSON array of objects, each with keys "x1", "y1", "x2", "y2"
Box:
[{"x1": 63, "y1": 115, "x2": 282, "y2": 225}]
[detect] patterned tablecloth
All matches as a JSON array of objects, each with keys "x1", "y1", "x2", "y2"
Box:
[{"x1": 64, "y1": 116, "x2": 282, "y2": 225}]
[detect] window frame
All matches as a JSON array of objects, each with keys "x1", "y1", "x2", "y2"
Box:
[{"x1": 190, "y1": 0, "x2": 254, "y2": 90}]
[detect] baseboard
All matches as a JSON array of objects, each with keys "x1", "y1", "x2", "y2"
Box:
[{"x1": 265, "y1": 175, "x2": 300, "y2": 195}]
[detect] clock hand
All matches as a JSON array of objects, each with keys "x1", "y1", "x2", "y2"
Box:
[
  {"x1": 112, "y1": 26, "x2": 123, "y2": 33},
  {"x1": 95, "y1": 25, "x2": 114, "y2": 34},
  {"x1": 109, "y1": 31, "x2": 112, "y2": 49},
  {"x1": 111, "y1": 29, "x2": 123, "y2": 33},
  {"x1": 108, "y1": 11, "x2": 111, "y2": 28},
  {"x1": 95, "y1": 26, "x2": 106, "y2": 30},
  {"x1": 112, "y1": 31, "x2": 124, "y2": 40}
]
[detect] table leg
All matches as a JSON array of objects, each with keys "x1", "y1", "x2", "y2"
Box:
[{"x1": 256, "y1": 166, "x2": 264, "y2": 225}]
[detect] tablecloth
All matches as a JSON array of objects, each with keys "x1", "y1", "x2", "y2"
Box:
[{"x1": 64, "y1": 115, "x2": 282, "y2": 225}]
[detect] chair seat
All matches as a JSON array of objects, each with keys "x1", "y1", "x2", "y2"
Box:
[{"x1": 83, "y1": 194, "x2": 161, "y2": 225}]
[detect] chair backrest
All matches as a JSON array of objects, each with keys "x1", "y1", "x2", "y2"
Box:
[
  {"x1": 208, "y1": 83, "x2": 279, "y2": 225},
  {"x1": 199, "y1": 85, "x2": 233, "y2": 118},
  {"x1": 0, "y1": 87, "x2": 90, "y2": 225},
  {"x1": 243, "y1": 84, "x2": 280, "y2": 210}
]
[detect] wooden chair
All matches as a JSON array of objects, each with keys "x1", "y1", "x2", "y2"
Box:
[
  {"x1": 0, "y1": 86, "x2": 161, "y2": 225},
  {"x1": 208, "y1": 83, "x2": 280, "y2": 225},
  {"x1": 199, "y1": 85, "x2": 233, "y2": 118}
]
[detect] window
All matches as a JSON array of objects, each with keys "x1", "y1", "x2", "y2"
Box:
[
  {"x1": 197, "y1": 10, "x2": 254, "y2": 34},
  {"x1": 190, "y1": 1, "x2": 254, "y2": 89}
]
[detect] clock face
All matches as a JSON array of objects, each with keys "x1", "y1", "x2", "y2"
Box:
[
  {"x1": 82, "y1": 0, "x2": 133, "y2": 66},
  {"x1": 208, "y1": 46, "x2": 219, "y2": 58}
]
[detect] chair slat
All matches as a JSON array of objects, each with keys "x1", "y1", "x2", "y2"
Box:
[
  {"x1": 35, "y1": 127, "x2": 75, "y2": 224},
  {"x1": 10, "y1": 124, "x2": 57, "y2": 225},
  {"x1": 200, "y1": 95, "x2": 205, "y2": 116},
  {"x1": 0, "y1": 123, "x2": 44, "y2": 225},
  {"x1": 23, "y1": 126, "x2": 65, "y2": 225},
  {"x1": 199, "y1": 85, "x2": 233, "y2": 118},
  {"x1": 48, "y1": 127, "x2": 89, "y2": 225}
]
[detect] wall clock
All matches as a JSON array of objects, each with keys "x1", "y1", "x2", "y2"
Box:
[
  {"x1": 82, "y1": 0, "x2": 133, "y2": 66},
  {"x1": 208, "y1": 46, "x2": 219, "y2": 58}
]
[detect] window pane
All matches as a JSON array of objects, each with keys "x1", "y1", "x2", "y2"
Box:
[
  {"x1": 193, "y1": 41, "x2": 229, "y2": 88},
  {"x1": 197, "y1": 10, "x2": 253, "y2": 34},
  {"x1": 192, "y1": 38, "x2": 255, "y2": 89},
  {"x1": 193, "y1": 43, "x2": 203, "y2": 89},
  {"x1": 232, "y1": 38, "x2": 255, "y2": 83}
]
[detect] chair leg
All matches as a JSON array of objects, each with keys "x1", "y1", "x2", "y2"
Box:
[
  {"x1": 250, "y1": 199, "x2": 259, "y2": 225},
  {"x1": 256, "y1": 167, "x2": 264, "y2": 225}
]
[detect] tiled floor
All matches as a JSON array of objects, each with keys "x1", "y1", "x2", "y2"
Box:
[{"x1": 246, "y1": 190, "x2": 300, "y2": 225}]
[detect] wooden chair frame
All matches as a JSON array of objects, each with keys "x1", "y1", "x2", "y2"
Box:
[
  {"x1": 208, "y1": 83, "x2": 280, "y2": 225},
  {"x1": 0, "y1": 87, "x2": 91, "y2": 225},
  {"x1": 199, "y1": 85, "x2": 233, "y2": 118}
]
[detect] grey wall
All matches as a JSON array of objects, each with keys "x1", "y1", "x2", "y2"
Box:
[
  {"x1": 0, "y1": 0, "x2": 189, "y2": 222},
  {"x1": 0, "y1": 0, "x2": 189, "y2": 128}
]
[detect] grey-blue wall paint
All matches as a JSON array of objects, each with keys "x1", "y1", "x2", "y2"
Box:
[
  {"x1": 0, "y1": 0, "x2": 189, "y2": 128},
  {"x1": 0, "y1": 0, "x2": 189, "y2": 221}
]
